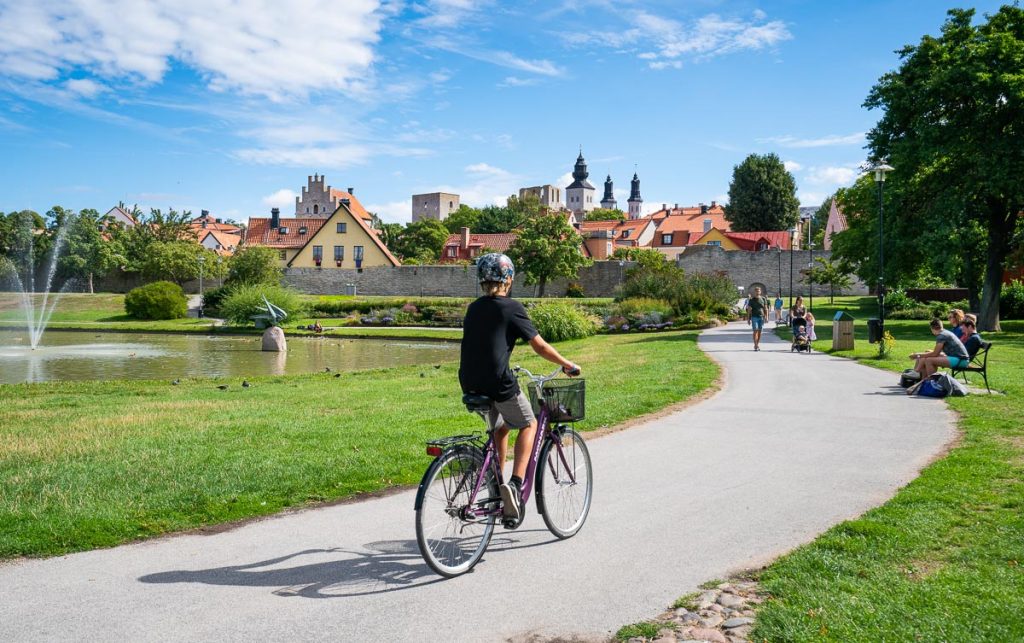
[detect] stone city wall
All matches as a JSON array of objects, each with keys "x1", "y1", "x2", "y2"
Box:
[
  {"x1": 675, "y1": 246, "x2": 869, "y2": 297},
  {"x1": 83, "y1": 247, "x2": 869, "y2": 298}
]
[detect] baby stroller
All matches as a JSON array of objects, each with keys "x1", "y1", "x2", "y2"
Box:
[{"x1": 791, "y1": 317, "x2": 811, "y2": 353}]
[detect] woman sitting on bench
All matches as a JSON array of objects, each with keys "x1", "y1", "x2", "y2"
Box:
[{"x1": 960, "y1": 313, "x2": 983, "y2": 359}]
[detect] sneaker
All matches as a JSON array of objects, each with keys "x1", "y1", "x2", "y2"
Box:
[{"x1": 499, "y1": 479, "x2": 522, "y2": 521}]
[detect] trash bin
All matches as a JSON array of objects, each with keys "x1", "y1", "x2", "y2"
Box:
[
  {"x1": 867, "y1": 318, "x2": 883, "y2": 344},
  {"x1": 343, "y1": 283, "x2": 357, "y2": 296},
  {"x1": 832, "y1": 311, "x2": 855, "y2": 351}
]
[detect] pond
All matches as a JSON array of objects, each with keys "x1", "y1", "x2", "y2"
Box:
[{"x1": 0, "y1": 330, "x2": 458, "y2": 384}]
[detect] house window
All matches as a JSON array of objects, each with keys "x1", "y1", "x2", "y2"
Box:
[
  {"x1": 279, "y1": 250, "x2": 287, "y2": 260},
  {"x1": 336, "y1": 222, "x2": 347, "y2": 234},
  {"x1": 312, "y1": 245, "x2": 323, "y2": 263},
  {"x1": 757, "y1": 241, "x2": 768, "y2": 251},
  {"x1": 707, "y1": 240, "x2": 721, "y2": 247},
  {"x1": 354, "y1": 246, "x2": 364, "y2": 262},
  {"x1": 334, "y1": 245, "x2": 344, "y2": 261},
  {"x1": 313, "y1": 204, "x2": 319, "y2": 214},
  {"x1": 703, "y1": 219, "x2": 712, "y2": 233},
  {"x1": 447, "y1": 246, "x2": 457, "y2": 257},
  {"x1": 622, "y1": 230, "x2": 630, "y2": 239},
  {"x1": 662, "y1": 233, "x2": 673, "y2": 245},
  {"x1": 298, "y1": 226, "x2": 307, "y2": 234},
  {"x1": 449, "y1": 201, "x2": 453, "y2": 209}
]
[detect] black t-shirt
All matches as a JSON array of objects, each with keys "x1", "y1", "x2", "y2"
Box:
[{"x1": 459, "y1": 296, "x2": 539, "y2": 401}]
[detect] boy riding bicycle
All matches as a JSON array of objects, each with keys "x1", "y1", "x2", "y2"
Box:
[{"x1": 459, "y1": 253, "x2": 580, "y2": 524}]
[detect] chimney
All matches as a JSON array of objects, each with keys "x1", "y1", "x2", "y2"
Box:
[
  {"x1": 674, "y1": 203, "x2": 678, "y2": 210},
  {"x1": 347, "y1": 187, "x2": 354, "y2": 195},
  {"x1": 711, "y1": 200, "x2": 717, "y2": 208},
  {"x1": 215, "y1": 218, "x2": 222, "y2": 224},
  {"x1": 700, "y1": 203, "x2": 709, "y2": 214},
  {"x1": 270, "y1": 207, "x2": 280, "y2": 230},
  {"x1": 662, "y1": 203, "x2": 667, "y2": 211},
  {"x1": 201, "y1": 209, "x2": 209, "y2": 218},
  {"x1": 460, "y1": 227, "x2": 471, "y2": 250}
]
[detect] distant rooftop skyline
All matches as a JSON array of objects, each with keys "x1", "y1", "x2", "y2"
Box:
[{"x1": 0, "y1": 1, "x2": 1007, "y2": 223}]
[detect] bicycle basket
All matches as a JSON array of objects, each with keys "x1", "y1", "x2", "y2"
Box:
[{"x1": 527, "y1": 379, "x2": 585, "y2": 422}]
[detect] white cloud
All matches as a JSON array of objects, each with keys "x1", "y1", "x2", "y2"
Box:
[
  {"x1": 0, "y1": 0, "x2": 386, "y2": 101},
  {"x1": 806, "y1": 165, "x2": 858, "y2": 185},
  {"x1": 427, "y1": 36, "x2": 564, "y2": 77},
  {"x1": 235, "y1": 143, "x2": 431, "y2": 169},
  {"x1": 64, "y1": 78, "x2": 105, "y2": 98},
  {"x1": 783, "y1": 160, "x2": 802, "y2": 172},
  {"x1": 498, "y1": 76, "x2": 541, "y2": 88},
  {"x1": 363, "y1": 199, "x2": 410, "y2": 223},
  {"x1": 414, "y1": 0, "x2": 492, "y2": 28},
  {"x1": 798, "y1": 191, "x2": 825, "y2": 206},
  {"x1": 413, "y1": 162, "x2": 524, "y2": 213},
  {"x1": 556, "y1": 172, "x2": 573, "y2": 188},
  {"x1": 261, "y1": 189, "x2": 298, "y2": 209},
  {"x1": 760, "y1": 133, "x2": 866, "y2": 148},
  {"x1": 567, "y1": 10, "x2": 791, "y2": 69}
]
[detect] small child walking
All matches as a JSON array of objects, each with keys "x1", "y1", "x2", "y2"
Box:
[{"x1": 805, "y1": 312, "x2": 817, "y2": 341}]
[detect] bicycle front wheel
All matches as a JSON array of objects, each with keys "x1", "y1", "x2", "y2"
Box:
[
  {"x1": 415, "y1": 448, "x2": 497, "y2": 577},
  {"x1": 536, "y1": 428, "x2": 593, "y2": 539}
]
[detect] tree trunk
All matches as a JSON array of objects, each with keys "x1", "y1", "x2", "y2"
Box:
[
  {"x1": 538, "y1": 276, "x2": 547, "y2": 297},
  {"x1": 88, "y1": 272, "x2": 94, "y2": 294},
  {"x1": 977, "y1": 202, "x2": 1015, "y2": 332}
]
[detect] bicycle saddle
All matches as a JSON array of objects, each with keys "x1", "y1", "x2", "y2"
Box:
[{"x1": 462, "y1": 393, "x2": 492, "y2": 412}]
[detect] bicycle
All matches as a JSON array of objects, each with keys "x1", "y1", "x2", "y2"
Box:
[{"x1": 414, "y1": 366, "x2": 594, "y2": 578}]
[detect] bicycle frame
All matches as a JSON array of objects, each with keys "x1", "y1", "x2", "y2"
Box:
[{"x1": 461, "y1": 397, "x2": 579, "y2": 520}]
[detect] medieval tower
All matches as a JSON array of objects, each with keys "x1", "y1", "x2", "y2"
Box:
[
  {"x1": 565, "y1": 151, "x2": 596, "y2": 217},
  {"x1": 600, "y1": 175, "x2": 617, "y2": 210},
  {"x1": 627, "y1": 172, "x2": 643, "y2": 219}
]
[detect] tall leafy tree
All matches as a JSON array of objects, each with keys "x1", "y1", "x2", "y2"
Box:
[
  {"x1": 141, "y1": 241, "x2": 218, "y2": 285},
  {"x1": 507, "y1": 211, "x2": 591, "y2": 296},
  {"x1": 376, "y1": 222, "x2": 404, "y2": 256},
  {"x1": 120, "y1": 208, "x2": 196, "y2": 273},
  {"x1": 864, "y1": 6, "x2": 1024, "y2": 330},
  {"x1": 443, "y1": 204, "x2": 483, "y2": 233},
  {"x1": 226, "y1": 246, "x2": 281, "y2": 286},
  {"x1": 60, "y1": 209, "x2": 126, "y2": 293},
  {"x1": 806, "y1": 256, "x2": 854, "y2": 304},
  {"x1": 725, "y1": 153, "x2": 800, "y2": 232},
  {"x1": 586, "y1": 208, "x2": 626, "y2": 222},
  {"x1": 394, "y1": 218, "x2": 449, "y2": 262}
]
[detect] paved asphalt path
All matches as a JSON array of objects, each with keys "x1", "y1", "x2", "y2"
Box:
[{"x1": 0, "y1": 322, "x2": 956, "y2": 642}]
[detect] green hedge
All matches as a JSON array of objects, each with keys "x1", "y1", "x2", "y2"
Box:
[{"x1": 124, "y1": 281, "x2": 188, "y2": 320}]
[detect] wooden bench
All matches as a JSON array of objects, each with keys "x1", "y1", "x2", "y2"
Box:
[{"x1": 951, "y1": 340, "x2": 992, "y2": 393}]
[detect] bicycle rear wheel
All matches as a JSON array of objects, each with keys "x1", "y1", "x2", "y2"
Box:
[
  {"x1": 536, "y1": 428, "x2": 593, "y2": 539},
  {"x1": 415, "y1": 448, "x2": 497, "y2": 577}
]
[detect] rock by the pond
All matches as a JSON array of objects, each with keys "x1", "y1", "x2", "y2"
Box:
[
  {"x1": 717, "y1": 594, "x2": 746, "y2": 609},
  {"x1": 682, "y1": 627, "x2": 728, "y2": 643},
  {"x1": 721, "y1": 617, "x2": 754, "y2": 629},
  {"x1": 262, "y1": 326, "x2": 286, "y2": 352}
]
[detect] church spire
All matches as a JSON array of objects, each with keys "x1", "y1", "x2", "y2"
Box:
[
  {"x1": 601, "y1": 174, "x2": 617, "y2": 210},
  {"x1": 627, "y1": 171, "x2": 643, "y2": 220}
]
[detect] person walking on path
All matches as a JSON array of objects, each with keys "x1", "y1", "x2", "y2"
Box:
[
  {"x1": 745, "y1": 286, "x2": 770, "y2": 351},
  {"x1": 774, "y1": 295, "x2": 784, "y2": 325}
]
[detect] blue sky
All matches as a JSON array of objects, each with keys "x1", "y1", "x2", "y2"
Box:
[{"x1": 0, "y1": 1, "x2": 1008, "y2": 224}]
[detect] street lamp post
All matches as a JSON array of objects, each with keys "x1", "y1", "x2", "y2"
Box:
[
  {"x1": 807, "y1": 217, "x2": 814, "y2": 313},
  {"x1": 776, "y1": 246, "x2": 782, "y2": 299},
  {"x1": 788, "y1": 227, "x2": 797, "y2": 309},
  {"x1": 871, "y1": 162, "x2": 894, "y2": 332},
  {"x1": 197, "y1": 254, "x2": 205, "y2": 319}
]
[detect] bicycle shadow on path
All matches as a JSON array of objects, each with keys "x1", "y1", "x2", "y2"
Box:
[{"x1": 138, "y1": 530, "x2": 556, "y2": 599}]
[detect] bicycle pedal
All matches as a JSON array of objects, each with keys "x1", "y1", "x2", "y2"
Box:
[{"x1": 502, "y1": 516, "x2": 523, "y2": 530}]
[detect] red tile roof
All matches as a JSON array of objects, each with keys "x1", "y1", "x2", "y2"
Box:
[
  {"x1": 723, "y1": 230, "x2": 793, "y2": 250},
  {"x1": 329, "y1": 189, "x2": 372, "y2": 220},
  {"x1": 441, "y1": 232, "x2": 518, "y2": 261},
  {"x1": 200, "y1": 229, "x2": 242, "y2": 256},
  {"x1": 244, "y1": 218, "x2": 327, "y2": 248}
]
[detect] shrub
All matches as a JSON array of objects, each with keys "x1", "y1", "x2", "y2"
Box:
[
  {"x1": 201, "y1": 285, "x2": 232, "y2": 315},
  {"x1": 226, "y1": 246, "x2": 282, "y2": 287},
  {"x1": 124, "y1": 281, "x2": 188, "y2": 320},
  {"x1": 565, "y1": 282, "x2": 585, "y2": 298},
  {"x1": 1000, "y1": 279, "x2": 1024, "y2": 319},
  {"x1": 671, "y1": 271, "x2": 737, "y2": 317},
  {"x1": 529, "y1": 302, "x2": 599, "y2": 342},
  {"x1": 615, "y1": 297, "x2": 674, "y2": 319},
  {"x1": 930, "y1": 299, "x2": 970, "y2": 319},
  {"x1": 219, "y1": 284, "x2": 307, "y2": 325},
  {"x1": 884, "y1": 289, "x2": 916, "y2": 312},
  {"x1": 888, "y1": 306, "x2": 933, "y2": 320},
  {"x1": 618, "y1": 264, "x2": 686, "y2": 301}
]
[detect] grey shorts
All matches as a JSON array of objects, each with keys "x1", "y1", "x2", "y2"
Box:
[{"x1": 488, "y1": 390, "x2": 536, "y2": 430}]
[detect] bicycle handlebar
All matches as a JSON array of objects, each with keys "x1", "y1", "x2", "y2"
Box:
[{"x1": 513, "y1": 365, "x2": 579, "y2": 382}]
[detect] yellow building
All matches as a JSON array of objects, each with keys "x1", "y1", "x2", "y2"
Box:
[{"x1": 244, "y1": 204, "x2": 400, "y2": 268}]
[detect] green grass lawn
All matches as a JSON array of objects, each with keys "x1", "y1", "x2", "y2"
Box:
[
  {"x1": 0, "y1": 330, "x2": 718, "y2": 559},
  {"x1": 751, "y1": 297, "x2": 1024, "y2": 641}
]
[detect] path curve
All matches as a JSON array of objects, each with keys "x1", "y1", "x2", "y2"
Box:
[{"x1": 0, "y1": 323, "x2": 956, "y2": 642}]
